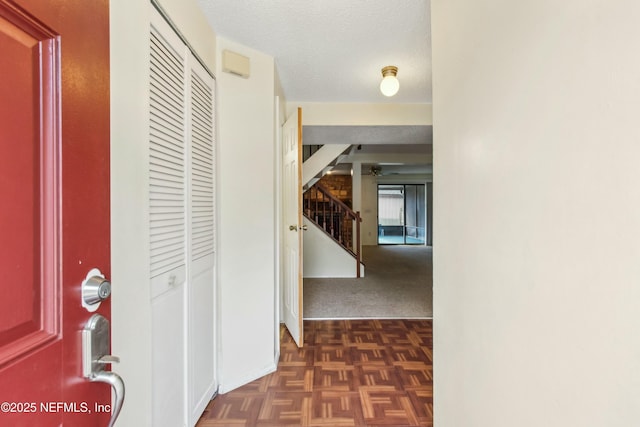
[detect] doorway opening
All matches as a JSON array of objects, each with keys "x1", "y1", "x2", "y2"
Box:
[{"x1": 377, "y1": 184, "x2": 426, "y2": 245}]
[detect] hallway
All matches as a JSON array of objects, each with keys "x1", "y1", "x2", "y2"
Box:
[{"x1": 304, "y1": 245, "x2": 433, "y2": 319}]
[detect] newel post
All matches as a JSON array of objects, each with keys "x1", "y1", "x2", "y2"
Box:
[{"x1": 356, "y1": 211, "x2": 361, "y2": 278}]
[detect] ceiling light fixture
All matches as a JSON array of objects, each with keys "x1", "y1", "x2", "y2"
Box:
[{"x1": 379, "y1": 66, "x2": 399, "y2": 97}]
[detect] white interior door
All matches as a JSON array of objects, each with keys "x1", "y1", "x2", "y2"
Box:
[
  {"x1": 282, "y1": 108, "x2": 303, "y2": 346},
  {"x1": 186, "y1": 54, "x2": 217, "y2": 426},
  {"x1": 149, "y1": 13, "x2": 187, "y2": 427}
]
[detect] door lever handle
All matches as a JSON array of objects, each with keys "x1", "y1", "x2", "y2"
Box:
[
  {"x1": 82, "y1": 314, "x2": 125, "y2": 427},
  {"x1": 98, "y1": 355, "x2": 121, "y2": 364},
  {"x1": 90, "y1": 370, "x2": 125, "y2": 427}
]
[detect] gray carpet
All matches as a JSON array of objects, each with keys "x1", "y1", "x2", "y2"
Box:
[{"x1": 303, "y1": 245, "x2": 433, "y2": 319}]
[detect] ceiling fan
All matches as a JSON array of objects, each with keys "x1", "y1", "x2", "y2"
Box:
[{"x1": 369, "y1": 165, "x2": 401, "y2": 177}]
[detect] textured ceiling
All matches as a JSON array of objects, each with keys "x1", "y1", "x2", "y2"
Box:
[{"x1": 197, "y1": 0, "x2": 431, "y2": 103}]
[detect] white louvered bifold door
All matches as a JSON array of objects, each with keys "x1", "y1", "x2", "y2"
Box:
[
  {"x1": 149, "y1": 12, "x2": 187, "y2": 427},
  {"x1": 149, "y1": 8, "x2": 217, "y2": 427},
  {"x1": 186, "y1": 57, "x2": 216, "y2": 426}
]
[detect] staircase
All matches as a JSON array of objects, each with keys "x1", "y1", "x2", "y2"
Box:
[
  {"x1": 303, "y1": 183, "x2": 363, "y2": 278},
  {"x1": 302, "y1": 143, "x2": 351, "y2": 190}
]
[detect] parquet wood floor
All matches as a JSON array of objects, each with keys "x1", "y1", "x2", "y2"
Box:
[{"x1": 196, "y1": 319, "x2": 433, "y2": 427}]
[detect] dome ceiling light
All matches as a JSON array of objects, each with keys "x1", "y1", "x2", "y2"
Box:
[{"x1": 379, "y1": 65, "x2": 399, "y2": 97}]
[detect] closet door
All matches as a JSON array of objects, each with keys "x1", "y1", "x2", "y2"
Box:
[
  {"x1": 186, "y1": 57, "x2": 217, "y2": 425},
  {"x1": 149, "y1": 7, "x2": 217, "y2": 426},
  {"x1": 149, "y1": 11, "x2": 187, "y2": 427}
]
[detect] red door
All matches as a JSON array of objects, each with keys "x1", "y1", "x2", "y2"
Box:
[{"x1": 0, "y1": 0, "x2": 111, "y2": 426}]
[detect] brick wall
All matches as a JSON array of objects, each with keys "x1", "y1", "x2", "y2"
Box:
[{"x1": 318, "y1": 174, "x2": 352, "y2": 208}]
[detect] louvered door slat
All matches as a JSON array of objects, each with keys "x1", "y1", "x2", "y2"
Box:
[
  {"x1": 150, "y1": 108, "x2": 184, "y2": 135},
  {"x1": 149, "y1": 136, "x2": 183, "y2": 158},
  {"x1": 150, "y1": 232, "x2": 183, "y2": 245}
]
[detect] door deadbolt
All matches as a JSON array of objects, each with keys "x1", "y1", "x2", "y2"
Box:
[
  {"x1": 82, "y1": 268, "x2": 111, "y2": 312},
  {"x1": 84, "y1": 276, "x2": 111, "y2": 304}
]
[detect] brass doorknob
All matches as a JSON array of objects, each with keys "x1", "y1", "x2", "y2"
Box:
[{"x1": 289, "y1": 225, "x2": 298, "y2": 231}]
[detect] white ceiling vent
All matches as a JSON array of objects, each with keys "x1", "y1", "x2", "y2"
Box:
[{"x1": 222, "y1": 50, "x2": 250, "y2": 78}]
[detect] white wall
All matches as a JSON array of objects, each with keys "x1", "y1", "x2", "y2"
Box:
[
  {"x1": 110, "y1": 1, "x2": 215, "y2": 425},
  {"x1": 302, "y1": 217, "x2": 364, "y2": 278},
  {"x1": 275, "y1": 72, "x2": 288, "y2": 126},
  {"x1": 432, "y1": 1, "x2": 640, "y2": 426},
  {"x1": 289, "y1": 102, "x2": 432, "y2": 125},
  {"x1": 216, "y1": 37, "x2": 278, "y2": 393},
  {"x1": 274, "y1": 70, "x2": 286, "y2": 363}
]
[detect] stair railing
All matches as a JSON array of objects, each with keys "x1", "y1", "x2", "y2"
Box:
[{"x1": 303, "y1": 183, "x2": 362, "y2": 278}]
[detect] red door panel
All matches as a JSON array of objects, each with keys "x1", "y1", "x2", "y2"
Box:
[{"x1": 0, "y1": 1, "x2": 110, "y2": 426}]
